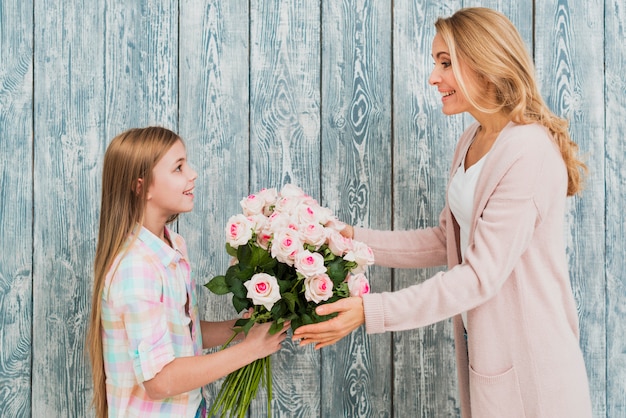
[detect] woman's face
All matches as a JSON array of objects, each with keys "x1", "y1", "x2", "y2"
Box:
[{"x1": 429, "y1": 33, "x2": 479, "y2": 116}]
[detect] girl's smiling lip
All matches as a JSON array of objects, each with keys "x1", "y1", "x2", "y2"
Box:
[{"x1": 183, "y1": 187, "x2": 194, "y2": 196}]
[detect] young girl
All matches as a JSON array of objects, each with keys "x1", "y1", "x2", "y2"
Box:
[{"x1": 87, "y1": 127, "x2": 289, "y2": 418}]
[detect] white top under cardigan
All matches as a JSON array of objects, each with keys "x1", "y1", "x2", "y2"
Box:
[{"x1": 448, "y1": 151, "x2": 490, "y2": 330}]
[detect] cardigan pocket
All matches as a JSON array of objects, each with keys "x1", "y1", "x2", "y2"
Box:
[{"x1": 469, "y1": 365, "x2": 525, "y2": 418}]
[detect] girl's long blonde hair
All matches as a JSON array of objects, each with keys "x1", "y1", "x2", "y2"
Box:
[
  {"x1": 435, "y1": 7, "x2": 586, "y2": 195},
  {"x1": 87, "y1": 127, "x2": 182, "y2": 418}
]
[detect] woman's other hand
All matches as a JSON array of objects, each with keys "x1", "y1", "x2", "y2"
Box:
[{"x1": 293, "y1": 297, "x2": 365, "y2": 349}]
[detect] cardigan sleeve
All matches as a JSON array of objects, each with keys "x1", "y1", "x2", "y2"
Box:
[
  {"x1": 353, "y1": 206, "x2": 448, "y2": 269},
  {"x1": 362, "y1": 126, "x2": 565, "y2": 334}
]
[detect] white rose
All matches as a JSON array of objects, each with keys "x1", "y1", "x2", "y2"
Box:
[
  {"x1": 304, "y1": 274, "x2": 334, "y2": 303},
  {"x1": 327, "y1": 229, "x2": 353, "y2": 256},
  {"x1": 301, "y1": 223, "x2": 327, "y2": 248},
  {"x1": 244, "y1": 273, "x2": 281, "y2": 310},
  {"x1": 257, "y1": 188, "x2": 278, "y2": 215},
  {"x1": 279, "y1": 184, "x2": 306, "y2": 198},
  {"x1": 294, "y1": 250, "x2": 327, "y2": 278},
  {"x1": 240, "y1": 193, "x2": 266, "y2": 216},
  {"x1": 346, "y1": 273, "x2": 371, "y2": 297},
  {"x1": 270, "y1": 229, "x2": 302, "y2": 266},
  {"x1": 344, "y1": 241, "x2": 375, "y2": 273},
  {"x1": 225, "y1": 214, "x2": 254, "y2": 248}
]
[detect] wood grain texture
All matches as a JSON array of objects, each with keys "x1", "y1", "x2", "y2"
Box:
[
  {"x1": 392, "y1": 1, "x2": 462, "y2": 416},
  {"x1": 604, "y1": 0, "x2": 626, "y2": 416},
  {"x1": 104, "y1": 0, "x2": 179, "y2": 138},
  {"x1": 2, "y1": 1, "x2": 623, "y2": 417},
  {"x1": 31, "y1": 1, "x2": 106, "y2": 416},
  {"x1": 177, "y1": 0, "x2": 251, "y2": 405},
  {"x1": 249, "y1": 1, "x2": 322, "y2": 416},
  {"x1": 321, "y1": 0, "x2": 393, "y2": 416},
  {"x1": 0, "y1": 1, "x2": 33, "y2": 417},
  {"x1": 535, "y1": 1, "x2": 607, "y2": 416}
]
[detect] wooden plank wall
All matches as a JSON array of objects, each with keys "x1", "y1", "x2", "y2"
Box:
[{"x1": 0, "y1": 0, "x2": 622, "y2": 416}]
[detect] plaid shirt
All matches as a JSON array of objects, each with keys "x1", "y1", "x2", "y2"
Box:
[{"x1": 102, "y1": 225, "x2": 203, "y2": 417}]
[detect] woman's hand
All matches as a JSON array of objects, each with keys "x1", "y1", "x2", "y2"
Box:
[
  {"x1": 243, "y1": 321, "x2": 290, "y2": 359},
  {"x1": 293, "y1": 297, "x2": 365, "y2": 349},
  {"x1": 340, "y1": 224, "x2": 354, "y2": 239}
]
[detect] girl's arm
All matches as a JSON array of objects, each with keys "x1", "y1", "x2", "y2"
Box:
[
  {"x1": 200, "y1": 319, "x2": 243, "y2": 349},
  {"x1": 143, "y1": 321, "x2": 289, "y2": 400}
]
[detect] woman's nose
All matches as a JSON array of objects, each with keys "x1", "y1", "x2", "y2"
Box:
[{"x1": 428, "y1": 68, "x2": 440, "y2": 86}]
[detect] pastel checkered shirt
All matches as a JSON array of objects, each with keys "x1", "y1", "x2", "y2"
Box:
[{"x1": 102, "y1": 225, "x2": 203, "y2": 417}]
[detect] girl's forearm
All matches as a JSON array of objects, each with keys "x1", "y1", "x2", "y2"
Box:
[
  {"x1": 200, "y1": 319, "x2": 242, "y2": 349},
  {"x1": 142, "y1": 342, "x2": 257, "y2": 400}
]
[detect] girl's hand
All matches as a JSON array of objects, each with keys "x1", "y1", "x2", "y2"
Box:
[
  {"x1": 292, "y1": 297, "x2": 365, "y2": 349},
  {"x1": 243, "y1": 321, "x2": 290, "y2": 359}
]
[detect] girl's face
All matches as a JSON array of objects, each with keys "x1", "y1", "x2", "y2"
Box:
[
  {"x1": 429, "y1": 33, "x2": 478, "y2": 116},
  {"x1": 146, "y1": 139, "x2": 197, "y2": 220}
]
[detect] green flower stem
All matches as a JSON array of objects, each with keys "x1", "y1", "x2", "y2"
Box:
[{"x1": 206, "y1": 357, "x2": 272, "y2": 418}]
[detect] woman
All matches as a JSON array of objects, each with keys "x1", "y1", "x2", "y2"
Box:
[{"x1": 294, "y1": 7, "x2": 592, "y2": 418}]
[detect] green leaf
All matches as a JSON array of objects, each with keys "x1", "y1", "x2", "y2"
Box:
[
  {"x1": 326, "y1": 257, "x2": 349, "y2": 285},
  {"x1": 234, "y1": 317, "x2": 251, "y2": 328},
  {"x1": 269, "y1": 321, "x2": 283, "y2": 335},
  {"x1": 237, "y1": 244, "x2": 253, "y2": 267},
  {"x1": 225, "y1": 243, "x2": 238, "y2": 257},
  {"x1": 226, "y1": 275, "x2": 247, "y2": 299},
  {"x1": 282, "y1": 291, "x2": 298, "y2": 313},
  {"x1": 233, "y1": 295, "x2": 251, "y2": 313},
  {"x1": 205, "y1": 275, "x2": 229, "y2": 295}
]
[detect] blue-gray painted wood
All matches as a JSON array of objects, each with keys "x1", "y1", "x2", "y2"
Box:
[
  {"x1": 0, "y1": 1, "x2": 33, "y2": 417},
  {"x1": 176, "y1": 0, "x2": 252, "y2": 407},
  {"x1": 605, "y1": 0, "x2": 626, "y2": 416},
  {"x1": 535, "y1": 1, "x2": 607, "y2": 415},
  {"x1": 31, "y1": 1, "x2": 106, "y2": 416},
  {"x1": 248, "y1": 1, "x2": 322, "y2": 415},
  {"x1": 0, "y1": 0, "x2": 623, "y2": 417},
  {"x1": 321, "y1": 0, "x2": 393, "y2": 416}
]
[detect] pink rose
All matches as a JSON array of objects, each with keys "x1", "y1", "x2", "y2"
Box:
[
  {"x1": 244, "y1": 273, "x2": 281, "y2": 310},
  {"x1": 304, "y1": 274, "x2": 333, "y2": 303},
  {"x1": 225, "y1": 214, "x2": 253, "y2": 248},
  {"x1": 345, "y1": 241, "x2": 375, "y2": 273},
  {"x1": 257, "y1": 188, "x2": 278, "y2": 215},
  {"x1": 301, "y1": 223, "x2": 327, "y2": 248},
  {"x1": 270, "y1": 229, "x2": 302, "y2": 266},
  {"x1": 279, "y1": 184, "x2": 307, "y2": 198},
  {"x1": 327, "y1": 230, "x2": 353, "y2": 256},
  {"x1": 240, "y1": 193, "x2": 266, "y2": 216},
  {"x1": 346, "y1": 273, "x2": 370, "y2": 297},
  {"x1": 294, "y1": 250, "x2": 326, "y2": 278}
]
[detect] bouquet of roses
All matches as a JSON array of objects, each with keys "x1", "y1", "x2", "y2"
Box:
[{"x1": 205, "y1": 184, "x2": 374, "y2": 418}]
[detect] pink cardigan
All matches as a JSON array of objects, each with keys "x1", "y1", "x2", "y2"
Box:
[{"x1": 358, "y1": 122, "x2": 592, "y2": 417}]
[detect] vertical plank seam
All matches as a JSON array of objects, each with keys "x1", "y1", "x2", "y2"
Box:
[
  {"x1": 30, "y1": 0, "x2": 36, "y2": 414},
  {"x1": 390, "y1": 0, "x2": 396, "y2": 417},
  {"x1": 602, "y1": 2, "x2": 608, "y2": 415},
  {"x1": 318, "y1": 1, "x2": 324, "y2": 415},
  {"x1": 247, "y1": 0, "x2": 252, "y2": 195}
]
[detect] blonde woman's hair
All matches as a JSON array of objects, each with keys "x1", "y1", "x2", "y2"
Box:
[
  {"x1": 87, "y1": 126, "x2": 182, "y2": 418},
  {"x1": 435, "y1": 7, "x2": 586, "y2": 195}
]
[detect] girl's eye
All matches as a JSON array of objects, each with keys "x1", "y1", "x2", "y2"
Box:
[
  {"x1": 442, "y1": 61, "x2": 451, "y2": 68},
  {"x1": 175, "y1": 165, "x2": 182, "y2": 172}
]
